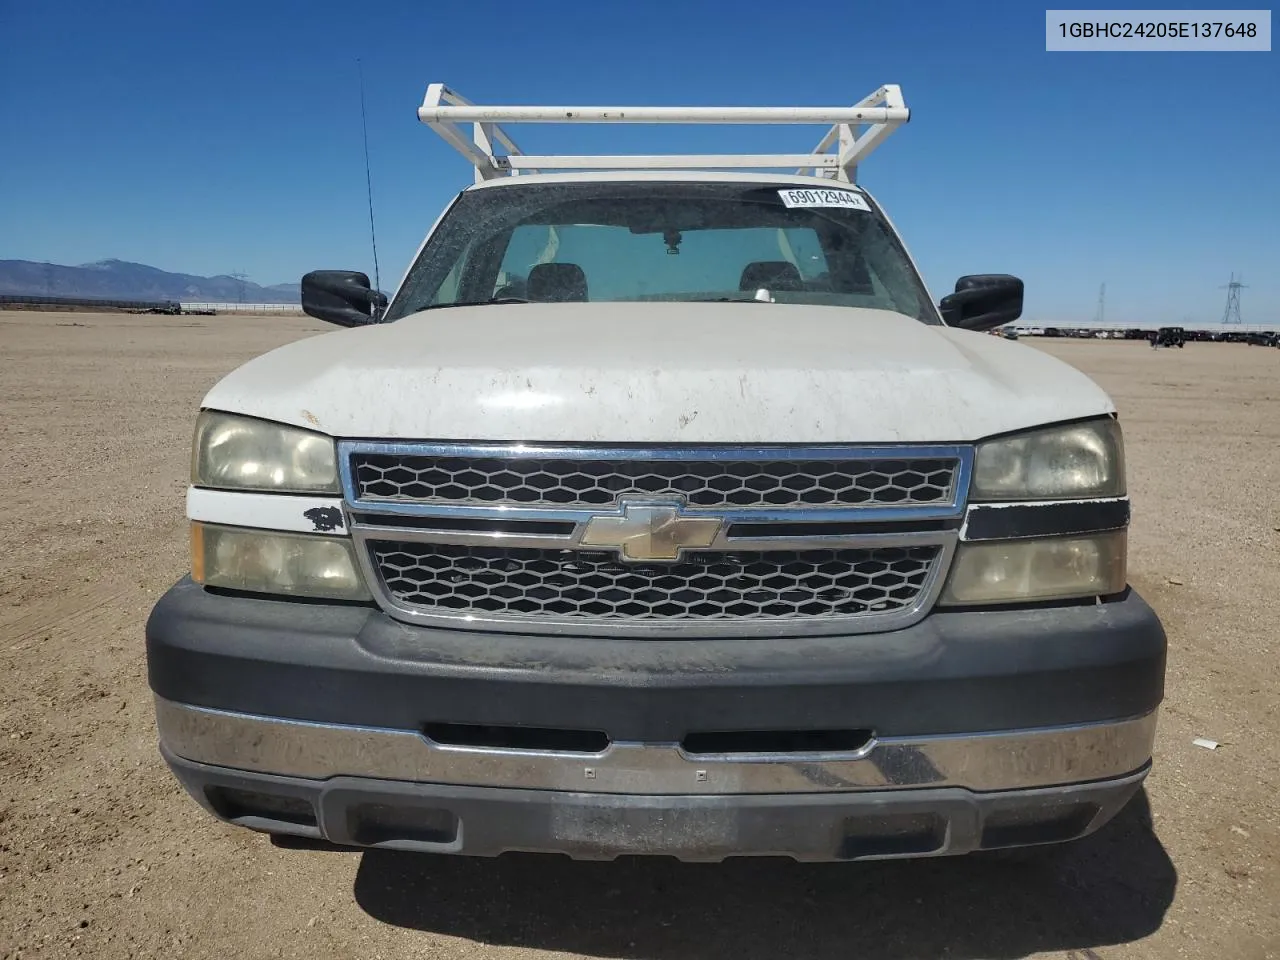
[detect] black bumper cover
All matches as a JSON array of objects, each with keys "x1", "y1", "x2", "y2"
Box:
[{"x1": 146, "y1": 578, "x2": 1166, "y2": 740}]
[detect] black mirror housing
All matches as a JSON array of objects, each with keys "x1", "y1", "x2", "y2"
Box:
[
  {"x1": 938, "y1": 274, "x2": 1024, "y2": 332},
  {"x1": 301, "y1": 270, "x2": 388, "y2": 327}
]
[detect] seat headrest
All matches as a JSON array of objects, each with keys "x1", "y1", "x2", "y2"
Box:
[
  {"x1": 739, "y1": 261, "x2": 804, "y2": 292},
  {"x1": 527, "y1": 262, "x2": 588, "y2": 302}
]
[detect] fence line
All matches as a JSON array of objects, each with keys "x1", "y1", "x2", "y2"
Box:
[
  {"x1": 179, "y1": 302, "x2": 303, "y2": 314},
  {"x1": 2, "y1": 294, "x2": 303, "y2": 314},
  {"x1": 0, "y1": 293, "x2": 182, "y2": 311}
]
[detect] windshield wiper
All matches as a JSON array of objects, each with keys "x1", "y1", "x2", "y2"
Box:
[
  {"x1": 690, "y1": 297, "x2": 773, "y2": 303},
  {"x1": 419, "y1": 297, "x2": 531, "y2": 311}
]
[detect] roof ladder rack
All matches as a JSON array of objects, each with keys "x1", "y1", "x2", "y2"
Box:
[{"x1": 417, "y1": 84, "x2": 910, "y2": 184}]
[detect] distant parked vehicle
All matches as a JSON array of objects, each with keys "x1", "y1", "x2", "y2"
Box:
[{"x1": 1151, "y1": 327, "x2": 1186, "y2": 348}]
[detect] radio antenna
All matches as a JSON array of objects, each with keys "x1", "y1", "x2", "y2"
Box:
[{"x1": 357, "y1": 59, "x2": 382, "y2": 297}]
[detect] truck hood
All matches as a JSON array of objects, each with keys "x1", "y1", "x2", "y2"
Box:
[{"x1": 203, "y1": 303, "x2": 1114, "y2": 443}]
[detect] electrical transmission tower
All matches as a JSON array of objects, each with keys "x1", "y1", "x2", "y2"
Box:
[
  {"x1": 1219, "y1": 274, "x2": 1246, "y2": 324},
  {"x1": 1093, "y1": 283, "x2": 1106, "y2": 324},
  {"x1": 230, "y1": 271, "x2": 249, "y2": 304}
]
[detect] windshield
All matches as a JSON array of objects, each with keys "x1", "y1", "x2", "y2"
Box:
[{"x1": 384, "y1": 181, "x2": 940, "y2": 324}]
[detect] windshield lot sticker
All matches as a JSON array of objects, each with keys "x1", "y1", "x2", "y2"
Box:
[{"x1": 777, "y1": 188, "x2": 871, "y2": 211}]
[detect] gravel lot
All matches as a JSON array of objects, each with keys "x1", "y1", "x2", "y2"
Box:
[{"x1": 1, "y1": 310, "x2": 1277, "y2": 960}]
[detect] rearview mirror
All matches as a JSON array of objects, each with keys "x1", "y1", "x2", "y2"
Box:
[
  {"x1": 301, "y1": 270, "x2": 388, "y2": 327},
  {"x1": 938, "y1": 274, "x2": 1024, "y2": 332}
]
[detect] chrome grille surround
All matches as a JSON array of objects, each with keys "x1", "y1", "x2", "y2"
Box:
[{"x1": 339, "y1": 441, "x2": 973, "y2": 638}]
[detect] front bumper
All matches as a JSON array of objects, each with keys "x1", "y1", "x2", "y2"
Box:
[
  {"x1": 156, "y1": 696, "x2": 1157, "y2": 796},
  {"x1": 147, "y1": 578, "x2": 1166, "y2": 860}
]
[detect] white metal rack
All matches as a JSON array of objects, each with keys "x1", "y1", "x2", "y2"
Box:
[{"x1": 417, "y1": 83, "x2": 909, "y2": 184}]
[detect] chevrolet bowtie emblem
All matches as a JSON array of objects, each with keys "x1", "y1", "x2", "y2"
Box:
[{"x1": 580, "y1": 500, "x2": 721, "y2": 561}]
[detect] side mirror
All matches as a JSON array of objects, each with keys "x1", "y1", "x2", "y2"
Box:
[
  {"x1": 301, "y1": 270, "x2": 388, "y2": 327},
  {"x1": 938, "y1": 274, "x2": 1024, "y2": 332}
]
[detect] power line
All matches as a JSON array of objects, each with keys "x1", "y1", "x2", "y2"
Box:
[
  {"x1": 358, "y1": 59, "x2": 382, "y2": 298},
  {"x1": 1219, "y1": 273, "x2": 1247, "y2": 324}
]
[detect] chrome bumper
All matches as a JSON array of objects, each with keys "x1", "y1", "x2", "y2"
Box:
[{"x1": 155, "y1": 697, "x2": 1157, "y2": 795}]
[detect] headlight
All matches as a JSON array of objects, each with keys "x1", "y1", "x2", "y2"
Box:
[
  {"x1": 192, "y1": 410, "x2": 338, "y2": 493},
  {"x1": 192, "y1": 523, "x2": 370, "y2": 601},
  {"x1": 972, "y1": 418, "x2": 1124, "y2": 501},
  {"x1": 940, "y1": 531, "x2": 1126, "y2": 605}
]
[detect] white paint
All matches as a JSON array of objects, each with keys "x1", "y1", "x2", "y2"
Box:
[
  {"x1": 201, "y1": 301, "x2": 1116, "y2": 444},
  {"x1": 478, "y1": 391, "x2": 565, "y2": 411},
  {"x1": 777, "y1": 188, "x2": 870, "y2": 210},
  {"x1": 187, "y1": 487, "x2": 346, "y2": 535},
  {"x1": 422, "y1": 103, "x2": 908, "y2": 124}
]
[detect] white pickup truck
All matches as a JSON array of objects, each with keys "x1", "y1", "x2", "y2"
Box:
[{"x1": 146, "y1": 84, "x2": 1166, "y2": 861}]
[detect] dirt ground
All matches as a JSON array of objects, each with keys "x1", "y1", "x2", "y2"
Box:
[{"x1": 1, "y1": 309, "x2": 1277, "y2": 960}]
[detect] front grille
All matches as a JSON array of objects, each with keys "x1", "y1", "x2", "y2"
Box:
[
  {"x1": 352, "y1": 453, "x2": 958, "y2": 508},
  {"x1": 370, "y1": 541, "x2": 941, "y2": 622}
]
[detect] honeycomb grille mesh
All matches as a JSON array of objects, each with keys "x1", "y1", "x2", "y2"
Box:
[
  {"x1": 370, "y1": 542, "x2": 941, "y2": 622},
  {"x1": 351, "y1": 453, "x2": 958, "y2": 508}
]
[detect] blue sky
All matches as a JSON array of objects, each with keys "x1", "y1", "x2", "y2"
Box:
[{"x1": 1, "y1": 0, "x2": 1276, "y2": 324}]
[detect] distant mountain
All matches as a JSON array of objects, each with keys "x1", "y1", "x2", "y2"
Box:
[{"x1": 0, "y1": 259, "x2": 301, "y2": 304}]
